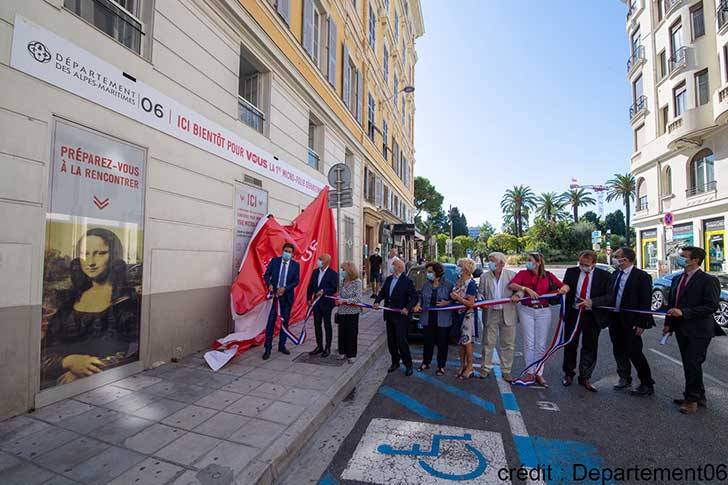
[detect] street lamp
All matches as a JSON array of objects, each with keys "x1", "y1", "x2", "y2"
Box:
[{"x1": 380, "y1": 85, "x2": 415, "y2": 104}]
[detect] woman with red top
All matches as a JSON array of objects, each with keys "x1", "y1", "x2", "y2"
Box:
[{"x1": 508, "y1": 252, "x2": 569, "y2": 387}]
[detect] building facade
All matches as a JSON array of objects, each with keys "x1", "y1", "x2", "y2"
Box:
[
  {"x1": 0, "y1": 0, "x2": 423, "y2": 420},
  {"x1": 624, "y1": 0, "x2": 728, "y2": 274}
]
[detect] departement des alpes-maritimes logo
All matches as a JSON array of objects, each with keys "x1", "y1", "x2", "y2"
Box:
[{"x1": 27, "y1": 40, "x2": 51, "y2": 63}]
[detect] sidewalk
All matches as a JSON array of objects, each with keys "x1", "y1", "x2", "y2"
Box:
[{"x1": 0, "y1": 310, "x2": 386, "y2": 485}]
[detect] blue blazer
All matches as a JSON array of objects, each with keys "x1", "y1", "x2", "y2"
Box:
[
  {"x1": 307, "y1": 267, "x2": 339, "y2": 311},
  {"x1": 264, "y1": 257, "x2": 301, "y2": 306}
]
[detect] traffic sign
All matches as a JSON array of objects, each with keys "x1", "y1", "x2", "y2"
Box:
[
  {"x1": 664, "y1": 212, "x2": 674, "y2": 227},
  {"x1": 592, "y1": 243, "x2": 601, "y2": 251},
  {"x1": 328, "y1": 163, "x2": 352, "y2": 188}
]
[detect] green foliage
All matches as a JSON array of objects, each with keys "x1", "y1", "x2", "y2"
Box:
[
  {"x1": 606, "y1": 173, "x2": 635, "y2": 245},
  {"x1": 448, "y1": 206, "x2": 469, "y2": 237},
  {"x1": 536, "y1": 192, "x2": 568, "y2": 223},
  {"x1": 604, "y1": 210, "x2": 626, "y2": 236},
  {"x1": 479, "y1": 221, "x2": 496, "y2": 242},
  {"x1": 487, "y1": 233, "x2": 519, "y2": 254},
  {"x1": 561, "y1": 188, "x2": 596, "y2": 223},
  {"x1": 452, "y1": 235, "x2": 476, "y2": 258},
  {"x1": 414, "y1": 176, "x2": 444, "y2": 220},
  {"x1": 500, "y1": 185, "x2": 537, "y2": 238}
]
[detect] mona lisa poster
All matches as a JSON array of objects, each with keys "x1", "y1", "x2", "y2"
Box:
[{"x1": 41, "y1": 119, "x2": 145, "y2": 390}]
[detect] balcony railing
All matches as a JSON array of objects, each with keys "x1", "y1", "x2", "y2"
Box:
[
  {"x1": 627, "y1": 45, "x2": 645, "y2": 74},
  {"x1": 720, "y1": 86, "x2": 728, "y2": 103},
  {"x1": 630, "y1": 95, "x2": 648, "y2": 120},
  {"x1": 686, "y1": 180, "x2": 717, "y2": 197},
  {"x1": 669, "y1": 47, "x2": 688, "y2": 74},
  {"x1": 667, "y1": 117, "x2": 683, "y2": 133},
  {"x1": 664, "y1": 0, "x2": 683, "y2": 16},
  {"x1": 627, "y1": 1, "x2": 637, "y2": 19},
  {"x1": 307, "y1": 148, "x2": 320, "y2": 170},
  {"x1": 238, "y1": 96, "x2": 264, "y2": 133},
  {"x1": 64, "y1": 0, "x2": 143, "y2": 53},
  {"x1": 719, "y1": 0, "x2": 728, "y2": 31}
]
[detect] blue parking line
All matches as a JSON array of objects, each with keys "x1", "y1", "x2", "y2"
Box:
[
  {"x1": 413, "y1": 371, "x2": 495, "y2": 413},
  {"x1": 318, "y1": 471, "x2": 339, "y2": 485},
  {"x1": 378, "y1": 385, "x2": 444, "y2": 420},
  {"x1": 500, "y1": 392, "x2": 519, "y2": 411}
]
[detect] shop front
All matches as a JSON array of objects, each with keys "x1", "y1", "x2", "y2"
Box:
[
  {"x1": 664, "y1": 222, "x2": 694, "y2": 272},
  {"x1": 704, "y1": 218, "x2": 726, "y2": 272},
  {"x1": 640, "y1": 228, "x2": 658, "y2": 270}
]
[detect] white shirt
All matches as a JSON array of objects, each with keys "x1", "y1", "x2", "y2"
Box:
[
  {"x1": 615, "y1": 264, "x2": 633, "y2": 310},
  {"x1": 317, "y1": 267, "x2": 328, "y2": 286},
  {"x1": 573, "y1": 269, "x2": 595, "y2": 309},
  {"x1": 492, "y1": 273, "x2": 506, "y2": 310}
]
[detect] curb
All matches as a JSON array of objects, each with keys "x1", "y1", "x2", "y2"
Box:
[{"x1": 236, "y1": 319, "x2": 388, "y2": 484}]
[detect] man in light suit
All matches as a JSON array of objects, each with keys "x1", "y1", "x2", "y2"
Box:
[
  {"x1": 307, "y1": 253, "x2": 338, "y2": 357},
  {"x1": 479, "y1": 251, "x2": 521, "y2": 382},
  {"x1": 262, "y1": 242, "x2": 300, "y2": 360}
]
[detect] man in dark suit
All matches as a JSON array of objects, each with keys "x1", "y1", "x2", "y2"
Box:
[
  {"x1": 262, "y1": 242, "x2": 300, "y2": 360},
  {"x1": 561, "y1": 250, "x2": 611, "y2": 391},
  {"x1": 582, "y1": 247, "x2": 655, "y2": 396},
  {"x1": 374, "y1": 257, "x2": 417, "y2": 376},
  {"x1": 307, "y1": 253, "x2": 338, "y2": 357},
  {"x1": 664, "y1": 246, "x2": 724, "y2": 414}
]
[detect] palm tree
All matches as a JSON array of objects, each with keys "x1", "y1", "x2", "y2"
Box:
[
  {"x1": 500, "y1": 185, "x2": 537, "y2": 238},
  {"x1": 561, "y1": 188, "x2": 596, "y2": 223},
  {"x1": 536, "y1": 192, "x2": 567, "y2": 223},
  {"x1": 606, "y1": 173, "x2": 636, "y2": 245}
]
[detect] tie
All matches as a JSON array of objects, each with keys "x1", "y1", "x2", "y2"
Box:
[
  {"x1": 278, "y1": 262, "x2": 287, "y2": 288},
  {"x1": 613, "y1": 270, "x2": 624, "y2": 309},
  {"x1": 580, "y1": 272, "x2": 590, "y2": 300},
  {"x1": 675, "y1": 273, "x2": 688, "y2": 306}
]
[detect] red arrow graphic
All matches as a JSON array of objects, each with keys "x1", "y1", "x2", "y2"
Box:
[{"x1": 93, "y1": 196, "x2": 110, "y2": 210}]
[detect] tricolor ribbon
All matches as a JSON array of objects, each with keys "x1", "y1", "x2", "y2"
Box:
[{"x1": 275, "y1": 294, "x2": 322, "y2": 345}]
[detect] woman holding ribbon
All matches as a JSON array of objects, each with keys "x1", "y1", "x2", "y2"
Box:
[
  {"x1": 452, "y1": 258, "x2": 479, "y2": 380},
  {"x1": 413, "y1": 262, "x2": 454, "y2": 376},
  {"x1": 335, "y1": 261, "x2": 363, "y2": 363},
  {"x1": 509, "y1": 252, "x2": 569, "y2": 387}
]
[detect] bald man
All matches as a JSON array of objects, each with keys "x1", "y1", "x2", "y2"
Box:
[{"x1": 307, "y1": 253, "x2": 338, "y2": 357}]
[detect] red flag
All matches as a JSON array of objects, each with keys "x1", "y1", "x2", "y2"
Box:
[{"x1": 219, "y1": 187, "x2": 336, "y2": 354}]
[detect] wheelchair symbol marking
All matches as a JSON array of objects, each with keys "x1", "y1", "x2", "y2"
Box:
[{"x1": 377, "y1": 433, "x2": 488, "y2": 481}]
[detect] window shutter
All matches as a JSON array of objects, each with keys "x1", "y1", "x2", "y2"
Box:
[
  {"x1": 327, "y1": 18, "x2": 337, "y2": 87},
  {"x1": 302, "y1": 0, "x2": 313, "y2": 57},
  {"x1": 356, "y1": 69, "x2": 363, "y2": 124},
  {"x1": 342, "y1": 43, "x2": 350, "y2": 109},
  {"x1": 277, "y1": 0, "x2": 291, "y2": 25}
]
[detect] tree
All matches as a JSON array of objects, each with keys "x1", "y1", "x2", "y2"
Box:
[
  {"x1": 487, "y1": 233, "x2": 519, "y2": 253},
  {"x1": 581, "y1": 211, "x2": 603, "y2": 231},
  {"x1": 478, "y1": 221, "x2": 496, "y2": 243},
  {"x1": 500, "y1": 185, "x2": 537, "y2": 238},
  {"x1": 448, "y1": 206, "x2": 469, "y2": 237},
  {"x1": 604, "y1": 209, "x2": 627, "y2": 236},
  {"x1": 561, "y1": 188, "x2": 596, "y2": 223},
  {"x1": 453, "y1": 235, "x2": 476, "y2": 258},
  {"x1": 606, "y1": 173, "x2": 636, "y2": 246},
  {"x1": 536, "y1": 192, "x2": 567, "y2": 223},
  {"x1": 414, "y1": 176, "x2": 444, "y2": 220}
]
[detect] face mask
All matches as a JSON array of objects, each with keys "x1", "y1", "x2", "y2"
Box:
[
  {"x1": 282, "y1": 251, "x2": 292, "y2": 261},
  {"x1": 487, "y1": 262, "x2": 497, "y2": 272},
  {"x1": 580, "y1": 265, "x2": 593, "y2": 273},
  {"x1": 675, "y1": 255, "x2": 688, "y2": 268},
  {"x1": 317, "y1": 260, "x2": 323, "y2": 269},
  {"x1": 426, "y1": 272, "x2": 435, "y2": 281},
  {"x1": 525, "y1": 261, "x2": 536, "y2": 271}
]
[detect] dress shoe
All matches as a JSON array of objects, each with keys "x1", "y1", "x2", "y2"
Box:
[
  {"x1": 262, "y1": 350, "x2": 271, "y2": 360},
  {"x1": 562, "y1": 375, "x2": 574, "y2": 387},
  {"x1": 502, "y1": 373, "x2": 513, "y2": 383},
  {"x1": 578, "y1": 377, "x2": 597, "y2": 392},
  {"x1": 679, "y1": 402, "x2": 699, "y2": 414},
  {"x1": 613, "y1": 377, "x2": 632, "y2": 390},
  {"x1": 630, "y1": 384, "x2": 654, "y2": 397},
  {"x1": 321, "y1": 349, "x2": 330, "y2": 358},
  {"x1": 673, "y1": 398, "x2": 707, "y2": 407},
  {"x1": 405, "y1": 367, "x2": 413, "y2": 376},
  {"x1": 279, "y1": 348, "x2": 291, "y2": 355},
  {"x1": 309, "y1": 346, "x2": 323, "y2": 356},
  {"x1": 387, "y1": 364, "x2": 400, "y2": 373}
]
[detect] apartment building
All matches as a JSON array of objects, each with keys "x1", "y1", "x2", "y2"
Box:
[
  {"x1": 0, "y1": 0, "x2": 423, "y2": 420},
  {"x1": 624, "y1": 0, "x2": 728, "y2": 274}
]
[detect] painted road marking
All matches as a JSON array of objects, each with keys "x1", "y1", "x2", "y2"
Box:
[
  {"x1": 536, "y1": 401, "x2": 560, "y2": 412},
  {"x1": 341, "y1": 418, "x2": 509, "y2": 484},
  {"x1": 378, "y1": 385, "x2": 444, "y2": 421},
  {"x1": 318, "y1": 471, "x2": 339, "y2": 485},
  {"x1": 649, "y1": 348, "x2": 728, "y2": 387},
  {"x1": 413, "y1": 370, "x2": 496, "y2": 413}
]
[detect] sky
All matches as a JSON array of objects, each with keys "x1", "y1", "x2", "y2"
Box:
[{"x1": 413, "y1": 0, "x2": 633, "y2": 229}]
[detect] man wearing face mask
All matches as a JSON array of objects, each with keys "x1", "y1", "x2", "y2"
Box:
[
  {"x1": 561, "y1": 250, "x2": 611, "y2": 391},
  {"x1": 580, "y1": 247, "x2": 655, "y2": 396},
  {"x1": 664, "y1": 246, "x2": 724, "y2": 414},
  {"x1": 262, "y1": 242, "x2": 301, "y2": 360},
  {"x1": 307, "y1": 253, "x2": 338, "y2": 357},
  {"x1": 478, "y1": 252, "x2": 521, "y2": 382}
]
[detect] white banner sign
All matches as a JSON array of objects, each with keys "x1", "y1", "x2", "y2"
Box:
[
  {"x1": 233, "y1": 184, "x2": 268, "y2": 275},
  {"x1": 11, "y1": 16, "x2": 325, "y2": 197}
]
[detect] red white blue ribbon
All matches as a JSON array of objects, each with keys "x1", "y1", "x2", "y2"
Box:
[{"x1": 275, "y1": 294, "x2": 321, "y2": 345}]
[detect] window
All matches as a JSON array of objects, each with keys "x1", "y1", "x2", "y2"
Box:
[
  {"x1": 269, "y1": 0, "x2": 291, "y2": 25},
  {"x1": 673, "y1": 81, "x2": 686, "y2": 117},
  {"x1": 630, "y1": 28, "x2": 641, "y2": 56},
  {"x1": 690, "y1": 2, "x2": 705, "y2": 39},
  {"x1": 636, "y1": 178, "x2": 647, "y2": 211},
  {"x1": 720, "y1": 2, "x2": 728, "y2": 32},
  {"x1": 401, "y1": 95, "x2": 405, "y2": 126},
  {"x1": 669, "y1": 21, "x2": 683, "y2": 58},
  {"x1": 382, "y1": 120, "x2": 389, "y2": 159},
  {"x1": 660, "y1": 105, "x2": 669, "y2": 134},
  {"x1": 307, "y1": 115, "x2": 322, "y2": 170},
  {"x1": 313, "y1": 7, "x2": 322, "y2": 65},
  {"x1": 391, "y1": 139, "x2": 399, "y2": 170},
  {"x1": 394, "y1": 9, "x2": 399, "y2": 40},
  {"x1": 695, "y1": 69, "x2": 709, "y2": 106},
  {"x1": 632, "y1": 74, "x2": 643, "y2": 104},
  {"x1": 658, "y1": 50, "x2": 667, "y2": 79},
  {"x1": 394, "y1": 74, "x2": 399, "y2": 108},
  {"x1": 367, "y1": 93, "x2": 376, "y2": 141},
  {"x1": 238, "y1": 49, "x2": 267, "y2": 133},
  {"x1": 63, "y1": 0, "x2": 145, "y2": 54},
  {"x1": 725, "y1": 44, "x2": 728, "y2": 83},
  {"x1": 383, "y1": 44, "x2": 389, "y2": 82},
  {"x1": 634, "y1": 123, "x2": 645, "y2": 151},
  {"x1": 368, "y1": 4, "x2": 376, "y2": 49},
  {"x1": 689, "y1": 149, "x2": 715, "y2": 194},
  {"x1": 342, "y1": 44, "x2": 361, "y2": 122},
  {"x1": 663, "y1": 166, "x2": 673, "y2": 195},
  {"x1": 383, "y1": 0, "x2": 389, "y2": 11},
  {"x1": 657, "y1": 0, "x2": 663, "y2": 21}
]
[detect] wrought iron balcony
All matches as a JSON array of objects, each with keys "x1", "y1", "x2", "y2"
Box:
[
  {"x1": 686, "y1": 180, "x2": 717, "y2": 197},
  {"x1": 238, "y1": 96, "x2": 264, "y2": 133},
  {"x1": 627, "y1": 1, "x2": 637, "y2": 19},
  {"x1": 629, "y1": 95, "x2": 648, "y2": 120},
  {"x1": 627, "y1": 45, "x2": 645, "y2": 74},
  {"x1": 668, "y1": 47, "x2": 688, "y2": 76},
  {"x1": 719, "y1": 0, "x2": 728, "y2": 31}
]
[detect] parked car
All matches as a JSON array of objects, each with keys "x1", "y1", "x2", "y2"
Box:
[{"x1": 651, "y1": 270, "x2": 728, "y2": 327}]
